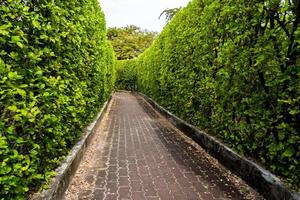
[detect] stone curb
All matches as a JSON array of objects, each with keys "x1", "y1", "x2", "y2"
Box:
[
  {"x1": 138, "y1": 92, "x2": 300, "y2": 200},
  {"x1": 30, "y1": 95, "x2": 113, "y2": 200}
]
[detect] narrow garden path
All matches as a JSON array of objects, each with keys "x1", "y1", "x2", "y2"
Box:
[{"x1": 63, "y1": 92, "x2": 263, "y2": 200}]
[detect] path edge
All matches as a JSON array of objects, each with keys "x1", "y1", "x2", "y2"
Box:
[
  {"x1": 30, "y1": 94, "x2": 113, "y2": 200},
  {"x1": 137, "y1": 92, "x2": 300, "y2": 200}
]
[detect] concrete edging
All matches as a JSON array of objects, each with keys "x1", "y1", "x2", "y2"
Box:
[
  {"x1": 138, "y1": 92, "x2": 300, "y2": 200},
  {"x1": 31, "y1": 95, "x2": 113, "y2": 200}
]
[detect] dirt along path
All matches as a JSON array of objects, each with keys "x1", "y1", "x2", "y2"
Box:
[{"x1": 63, "y1": 92, "x2": 264, "y2": 200}]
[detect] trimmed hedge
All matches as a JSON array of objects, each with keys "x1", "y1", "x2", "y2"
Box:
[
  {"x1": 115, "y1": 59, "x2": 137, "y2": 91},
  {"x1": 134, "y1": 0, "x2": 300, "y2": 190},
  {"x1": 0, "y1": 0, "x2": 115, "y2": 199}
]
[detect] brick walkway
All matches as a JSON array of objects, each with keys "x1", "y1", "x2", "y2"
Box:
[{"x1": 63, "y1": 92, "x2": 263, "y2": 200}]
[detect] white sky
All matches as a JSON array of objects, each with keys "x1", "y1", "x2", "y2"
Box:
[{"x1": 100, "y1": 0, "x2": 191, "y2": 32}]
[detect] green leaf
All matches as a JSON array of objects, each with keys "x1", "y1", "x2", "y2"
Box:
[
  {"x1": 32, "y1": 20, "x2": 41, "y2": 29},
  {"x1": 16, "y1": 137, "x2": 25, "y2": 144},
  {"x1": 0, "y1": 165, "x2": 12, "y2": 175},
  {"x1": 0, "y1": 29, "x2": 9, "y2": 36},
  {"x1": 282, "y1": 146, "x2": 295, "y2": 158},
  {"x1": 8, "y1": 72, "x2": 23, "y2": 80},
  {"x1": 16, "y1": 42, "x2": 24, "y2": 49},
  {"x1": 11, "y1": 36, "x2": 21, "y2": 43},
  {"x1": 16, "y1": 88, "x2": 26, "y2": 98},
  {"x1": 0, "y1": 23, "x2": 12, "y2": 31},
  {"x1": 8, "y1": 105, "x2": 18, "y2": 112},
  {"x1": 0, "y1": 58, "x2": 5, "y2": 73},
  {"x1": 289, "y1": 109, "x2": 299, "y2": 115}
]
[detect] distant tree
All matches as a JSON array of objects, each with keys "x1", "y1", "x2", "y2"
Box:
[
  {"x1": 159, "y1": 7, "x2": 182, "y2": 23},
  {"x1": 107, "y1": 25, "x2": 157, "y2": 60}
]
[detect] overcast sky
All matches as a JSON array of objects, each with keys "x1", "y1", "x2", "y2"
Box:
[{"x1": 100, "y1": 0, "x2": 191, "y2": 32}]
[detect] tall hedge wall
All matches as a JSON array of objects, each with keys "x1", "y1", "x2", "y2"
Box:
[
  {"x1": 0, "y1": 0, "x2": 115, "y2": 199},
  {"x1": 115, "y1": 59, "x2": 137, "y2": 91},
  {"x1": 136, "y1": 0, "x2": 300, "y2": 189}
]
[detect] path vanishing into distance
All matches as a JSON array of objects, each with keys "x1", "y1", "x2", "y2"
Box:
[{"x1": 63, "y1": 92, "x2": 264, "y2": 200}]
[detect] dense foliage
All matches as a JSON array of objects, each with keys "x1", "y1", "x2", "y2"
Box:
[
  {"x1": 0, "y1": 0, "x2": 115, "y2": 199},
  {"x1": 107, "y1": 25, "x2": 156, "y2": 60},
  {"x1": 131, "y1": 0, "x2": 300, "y2": 189},
  {"x1": 115, "y1": 60, "x2": 137, "y2": 90}
]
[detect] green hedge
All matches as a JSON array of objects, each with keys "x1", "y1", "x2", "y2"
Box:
[
  {"x1": 136, "y1": 0, "x2": 300, "y2": 189},
  {"x1": 0, "y1": 0, "x2": 115, "y2": 199},
  {"x1": 115, "y1": 59, "x2": 137, "y2": 90}
]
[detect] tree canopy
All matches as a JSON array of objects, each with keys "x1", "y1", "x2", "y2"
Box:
[
  {"x1": 159, "y1": 7, "x2": 182, "y2": 23},
  {"x1": 107, "y1": 25, "x2": 157, "y2": 60}
]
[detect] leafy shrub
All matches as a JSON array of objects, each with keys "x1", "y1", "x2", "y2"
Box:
[
  {"x1": 0, "y1": 0, "x2": 115, "y2": 199},
  {"x1": 135, "y1": 0, "x2": 300, "y2": 190},
  {"x1": 115, "y1": 60, "x2": 137, "y2": 90}
]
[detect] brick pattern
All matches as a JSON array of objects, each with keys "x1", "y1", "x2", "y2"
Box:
[{"x1": 66, "y1": 92, "x2": 263, "y2": 200}]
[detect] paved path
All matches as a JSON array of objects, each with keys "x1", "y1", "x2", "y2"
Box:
[{"x1": 63, "y1": 92, "x2": 263, "y2": 200}]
